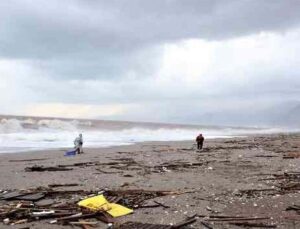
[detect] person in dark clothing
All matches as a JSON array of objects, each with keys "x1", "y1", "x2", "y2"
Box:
[{"x1": 196, "y1": 133, "x2": 204, "y2": 150}]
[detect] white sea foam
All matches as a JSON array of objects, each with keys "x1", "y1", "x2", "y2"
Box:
[
  {"x1": 0, "y1": 119, "x2": 24, "y2": 133},
  {"x1": 0, "y1": 118, "x2": 294, "y2": 153}
]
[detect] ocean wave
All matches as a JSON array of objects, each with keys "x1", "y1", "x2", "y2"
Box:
[
  {"x1": 0, "y1": 118, "x2": 93, "y2": 133},
  {"x1": 0, "y1": 119, "x2": 24, "y2": 133},
  {"x1": 0, "y1": 117, "x2": 296, "y2": 153}
]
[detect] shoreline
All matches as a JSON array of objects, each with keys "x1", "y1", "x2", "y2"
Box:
[
  {"x1": 0, "y1": 137, "x2": 232, "y2": 155},
  {"x1": 0, "y1": 133, "x2": 299, "y2": 228}
]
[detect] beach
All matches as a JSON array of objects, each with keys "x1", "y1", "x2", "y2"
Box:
[
  {"x1": 2, "y1": 0, "x2": 300, "y2": 228},
  {"x1": 0, "y1": 133, "x2": 299, "y2": 228}
]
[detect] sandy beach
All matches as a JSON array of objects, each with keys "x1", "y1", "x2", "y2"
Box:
[
  {"x1": 2, "y1": 0, "x2": 300, "y2": 228},
  {"x1": 0, "y1": 134, "x2": 299, "y2": 228}
]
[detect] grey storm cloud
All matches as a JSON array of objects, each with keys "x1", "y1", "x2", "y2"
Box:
[
  {"x1": 0, "y1": 0, "x2": 300, "y2": 80},
  {"x1": 1, "y1": 0, "x2": 300, "y2": 126},
  {"x1": 1, "y1": 0, "x2": 300, "y2": 60}
]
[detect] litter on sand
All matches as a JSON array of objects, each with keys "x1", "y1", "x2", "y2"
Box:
[
  {"x1": 64, "y1": 149, "x2": 77, "y2": 156},
  {"x1": 78, "y1": 194, "x2": 133, "y2": 217}
]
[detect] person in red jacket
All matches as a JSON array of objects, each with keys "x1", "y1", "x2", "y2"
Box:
[{"x1": 196, "y1": 133, "x2": 204, "y2": 150}]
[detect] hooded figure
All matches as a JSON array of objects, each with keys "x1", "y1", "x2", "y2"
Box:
[
  {"x1": 196, "y1": 133, "x2": 204, "y2": 150},
  {"x1": 74, "y1": 133, "x2": 83, "y2": 154}
]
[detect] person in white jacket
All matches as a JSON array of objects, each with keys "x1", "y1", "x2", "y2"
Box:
[{"x1": 74, "y1": 133, "x2": 83, "y2": 154}]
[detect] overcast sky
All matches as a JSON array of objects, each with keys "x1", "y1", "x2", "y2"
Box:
[{"x1": 1, "y1": 0, "x2": 300, "y2": 126}]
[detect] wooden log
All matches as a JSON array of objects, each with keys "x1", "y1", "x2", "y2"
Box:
[
  {"x1": 206, "y1": 217, "x2": 270, "y2": 222},
  {"x1": 172, "y1": 218, "x2": 197, "y2": 228},
  {"x1": 57, "y1": 212, "x2": 98, "y2": 222},
  {"x1": 201, "y1": 221, "x2": 213, "y2": 229},
  {"x1": 230, "y1": 222, "x2": 277, "y2": 228}
]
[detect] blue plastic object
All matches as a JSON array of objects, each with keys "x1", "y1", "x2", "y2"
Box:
[{"x1": 64, "y1": 150, "x2": 76, "y2": 156}]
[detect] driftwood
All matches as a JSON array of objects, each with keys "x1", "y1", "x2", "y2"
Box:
[
  {"x1": 172, "y1": 218, "x2": 196, "y2": 228},
  {"x1": 48, "y1": 183, "x2": 80, "y2": 188},
  {"x1": 0, "y1": 187, "x2": 191, "y2": 227},
  {"x1": 69, "y1": 221, "x2": 98, "y2": 226},
  {"x1": 57, "y1": 213, "x2": 99, "y2": 222},
  {"x1": 153, "y1": 200, "x2": 170, "y2": 209},
  {"x1": 230, "y1": 222, "x2": 277, "y2": 228},
  {"x1": 117, "y1": 218, "x2": 196, "y2": 229},
  {"x1": 206, "y1": 217, "x2": 270, "y2": 222},
  {"x1": 25, "y1": 165, "x2": 73, "y2": 172},
  {"x1": 200, "y1": 221, "x2": 213, "y2": 229},
  {"x1": 117, "y1": 222, "x2": 172, "y2": 229},
  {"x1": 283, "y1": 152, "x2": 300, "y2": 159},
  {"x1": 286, "y1": 204, "x2": 300, "y2": 214},
  {"x1": 9, "y1": 158, "x2": 49, "y2": 162}
]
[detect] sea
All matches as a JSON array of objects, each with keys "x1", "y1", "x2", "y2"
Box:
[{"x1": 0, "y1": 115, "x2": 291, "y2": 153}]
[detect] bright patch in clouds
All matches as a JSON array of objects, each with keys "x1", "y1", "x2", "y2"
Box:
[
  {"x1": 159, "y1": 30, "x2": 300, "y2": 91},
  {"x1": 159, "y1": 39, "x2": 213, "y2": 84},
  {"x1": 25, "y1": 103, "x2": 129, "y2": 119}
]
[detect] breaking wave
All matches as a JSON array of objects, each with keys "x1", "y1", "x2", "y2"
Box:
[{"x1": 0, "y1": 117, "x2": 293, "y2": 153}]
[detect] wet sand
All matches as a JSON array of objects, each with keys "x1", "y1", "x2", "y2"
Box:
[{"x1": 0, "y1": 134, "x2": 299, "y2": 228}]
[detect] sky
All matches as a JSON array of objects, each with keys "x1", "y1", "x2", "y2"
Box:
[{"x1": 1, "y1": 0, "x2": 300, "y2": 126}]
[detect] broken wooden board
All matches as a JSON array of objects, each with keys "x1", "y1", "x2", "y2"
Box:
[
  {"x1": 25, "y1": 165, "x2": 73, "y2": 172},
  {"x1": 117, "y1": 222, "x2": 172, "y2": 229},
  {"x1": 48, "y1": 183, "x2": 80, "y2": 188},
  {"x1": 118, "y1": 218, "x2": 196, "y2": 229},
  {"x1": 15, "y1": 193, "x2": 45, "y2": 201},
  {"x1": 0, "y1": 191, "x2": 26, "y2": 200}
]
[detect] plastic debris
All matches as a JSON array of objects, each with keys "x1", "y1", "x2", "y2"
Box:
[{"x1": 78, "y1": 194, "x2": 133, "y2": 217}]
